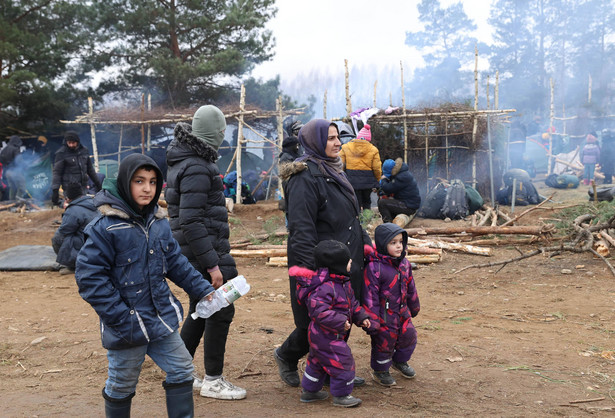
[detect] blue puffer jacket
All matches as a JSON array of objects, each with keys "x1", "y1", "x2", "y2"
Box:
[
  {"x1": 380, "y1": 158, "x2": 422, "y2": 210},
  {"x1": 51, "y1": 195, "x2": 98, "y2": 268},
  {"x1": 75, "y1": 185, "x2": 214, "y2": 350}
]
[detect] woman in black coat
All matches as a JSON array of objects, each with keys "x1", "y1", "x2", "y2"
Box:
[{"x1": 274, "y1": 119, "x2": 371, "y2": 388}]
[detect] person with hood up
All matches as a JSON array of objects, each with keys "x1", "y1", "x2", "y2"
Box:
[
  {"x1": 293, "y1": 240, "x2": 375, "y2": 408},
  {"x1": 363, "y1": 223, "x2": 420, "y2": 387},
  {"x1": 580, "y1": 132, "x2": 601, "y2": 185},
  {"x1": 273, "y1": 119, "x2": 372, "y2": 389},
  {"x1": 75, "y1": 154, "x2": 216, "y2": 417},
  {"x1": 339, "y1": 124, "x2": 382, "y2": 211},
  {"x1": 0, "y1": 135, "x2": 23, "y2": 200},
  {"x1": 51, "y1": 182, "x2": 98, "y2": 274},
  {"x1": 277, "y1": 123, "x2": 304, "y2": 214},
  {"x1": 51, "y1": 131, "x2": 102, "y2": 206},
  {"x1": 377, "y1": 158, "x2": 421, "y2": 223},
  {"x1": 165, "y1": 105, "x2": 247, "y2": 400}
]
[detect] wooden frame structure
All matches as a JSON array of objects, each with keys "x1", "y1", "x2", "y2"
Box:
[{"x1": 60, "y1": 88, "x2": 305, "y2": 204}]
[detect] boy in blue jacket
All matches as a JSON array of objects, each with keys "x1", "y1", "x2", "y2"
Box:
[{"x1": 75, "y1": 154, "x2": 215, "y2": 418}]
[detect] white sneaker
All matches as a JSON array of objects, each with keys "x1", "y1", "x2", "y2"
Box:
[
  {"x1": 192, "y1": 373, "x2": 204, "y2": 390},
  {"x1": 199, "y1": 376, "x2": 246, "y2": 400}
]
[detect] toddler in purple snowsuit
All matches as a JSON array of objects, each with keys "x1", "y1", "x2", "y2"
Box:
[
  {"x1": 292, "y1": 240, "x2": 376, "y2": 408},
  {"x1": 363, "y1": 223, "x2": 420, "y2": 386}
]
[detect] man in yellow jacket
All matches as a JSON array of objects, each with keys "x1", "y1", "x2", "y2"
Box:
[{"x1": 340, "y1": 124, "x2": 382, "y2": 211}]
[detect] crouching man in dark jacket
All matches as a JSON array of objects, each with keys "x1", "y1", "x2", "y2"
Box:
[{"x1": 51, "y1": 183, "x2": 98, "y2": 274}]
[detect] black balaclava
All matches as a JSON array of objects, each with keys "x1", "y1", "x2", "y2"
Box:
[
  {"x1": 314, "y1": 240, "x2": 351, "y2": 276},
  {"x1": 374, "y1": 222, "x2": 408, "y2": 260},
  {"x1": 116, "y1": 154, "x2": 163, "y2": 216}
]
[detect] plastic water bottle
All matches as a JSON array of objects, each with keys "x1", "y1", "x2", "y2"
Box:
[
  {"x1": 275, "y1": 189, "x2": 282, "y2": 200},
  {"x1": 192, "y1": 275, "x2": 251, "y2": 319}
]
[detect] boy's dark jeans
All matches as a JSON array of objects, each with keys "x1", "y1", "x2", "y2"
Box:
[
  {"x1": 377, "y1": 198, "x2": 416, "y2": 223},
  {"x1": 181, "y1": 295, "x2": 234, "y2": 377}
]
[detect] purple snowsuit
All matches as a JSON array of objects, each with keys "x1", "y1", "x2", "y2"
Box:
[
  {"x1": 292, "y1": 266, "x2": 375, "y2": 397},
  {"x1": 362, "y1": 224, "x2": 420, "y2": 371}
]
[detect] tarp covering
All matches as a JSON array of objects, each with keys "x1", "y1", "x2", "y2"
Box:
[{"x1": 0, "y1": 245, "x2": 60, "y2": 271}]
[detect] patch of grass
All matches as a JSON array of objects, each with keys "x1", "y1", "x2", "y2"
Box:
[
  {"x1": 417, "y1": 320, "x2": 441, "y2": 331},
  {"x1": 451, "y1": 316, "x2": 473, "y2": 324},
  {"x1": 228, "y1": 216, "x2": 241, "y2": 225},
  {"x1": 550, "y1": 311, "x2": 566, "y2": 320},
  {"x1": 359, "y1": 209, "x2": 375, "y2": 229},
  {"x1": 263, "y1": 216, "x2": 283, "y2": 236}
]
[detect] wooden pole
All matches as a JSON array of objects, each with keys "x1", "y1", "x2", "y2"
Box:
[
  {"x1": 495, "y1": 70, "x2": 499, "y2": 110},
  {"x1": 323, "y1": 89, "x2": 327, "y2": 119},
  {"x1": 344, "y1": 59, "x2": 352, "y2": 117},
  {"x1": 424, "y1": 120, "x2": 429, "y2": 188},
  {"x1": 486, "y1": 75, "x2": 495, "y2": 205},
  {"x1": 147, "y1": 93, "x2": 151, "y2": 152},
  {"x1": 373, "y1": 80, "x2": 378, "y2": 108},
  {"x1": 471, "y1": 45, "x2": 478, "y2": 188},
  {"x1": 88, "y1": 97, "x2": 100, "y2": 172},
  {"x1": 549, "y1": 77, "x2": 555, "y2": 175},
  {"x1": 588, "y1": 73, "x2": 592, "y2": 104},
  {"x1": 401, "y1": 61, "x2": 408, "y2": 163},
  {"x1": 276, "y1": 96, "x2": 284, "y2": 197},
  {"x1": 140, "y1": 93, "x2": 145, "y2": 154},
  {"x1": 389, "y1": 92, "x2": 392, "y2": 107},
  {"x1": 445, "y1": 117, "x2": 449, "y2": 180},
  {"x1": 236, "y1": 83, "x2": 246, "y2": 204},
  {"x1": 118, "y1": 125, "x2": 123, "y2": 164}
]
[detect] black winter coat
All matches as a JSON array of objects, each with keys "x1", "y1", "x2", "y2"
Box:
[
  {"x1": 52, "y1": 140, "x2": 101, "y2": 192},
  {"x1": 0, "y1": 136, "x2": 23, "y2": 168},
  {"x1": 281, "y1": 160, "x2": 371, "y2": 314},
  {"x1": 380, "y1": 159, "x2": 422, "y2": 210},
  {"x1": 601, "y1": 139, "x2": 615, "y2": 174},
  {"x1": 165, "y1": 122, "x2": 237, "y2": 281},
  {"x1": 51, "y1": 196, "x2": 98, "y2": 268}
]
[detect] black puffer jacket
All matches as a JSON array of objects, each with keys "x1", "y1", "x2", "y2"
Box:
[
  {"x1": 0, "y1": 135, "x2": 23, "y2": 168},
  {"x1": 165, "y1": 122, "x2": 237, "y2": 280},
  {"x1": 281, "y1": 160, "x2": 371, "y2": 301},
  {"x1": 52, "y1": 139, "x2": 101, "y2": 192}
]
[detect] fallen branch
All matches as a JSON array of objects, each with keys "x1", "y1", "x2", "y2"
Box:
[
  {"x1": 569, "y1": 397, "x2": 605, "y2": 404},
  {"x1": 500, "y1": 192, "x2": 556, "y2": 227},
  {"x1": 405, "y1": 224, "x2": 554, "y2": 237},
  {"x1": 407, "y1": 237, "x2": 492, "y2": 256}
]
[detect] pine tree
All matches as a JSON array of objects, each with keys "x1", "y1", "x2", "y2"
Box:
[{"x1": 90, "y1": 0, "x2": 277, "y2": 106}]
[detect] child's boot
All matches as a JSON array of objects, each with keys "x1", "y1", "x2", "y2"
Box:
[
  {"x1": 300, "y1": 389, "x2": 329, "y2": 403},
  {"x1": 163, "y1": 380, "x2": 194, "y2": 418},
  {"x1": 333, "y1": 394, "x2": 362, "y2": 407},
  {"x1": 392, "y1": 361, "x2": 416, "y2": 379},
  {"x1": 102, "y1": 388, "x2": 133, "y2": 418},
  {"x1": 371, "y1": 370, "x2": 396, "y2": 386}
]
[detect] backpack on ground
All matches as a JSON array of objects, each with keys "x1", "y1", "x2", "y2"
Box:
[
  {"x1": 465, "y1": 185, "x2": 484, "y2": 213},
  {"x1": 417, "y1": 183, "x2": 447, "y2": 219},
  {"x1": 497, "y1": 179, "x2": 542, "y2": 206},
  {"x1": 588, "y1": 186, "x2": 615, "y2": 202},
  {"x1": 440, "y1": 179, "x2": 469, "y2": 219},
  {"x1": 545, "y1": 173, "x2": 580, "y2": 189}
]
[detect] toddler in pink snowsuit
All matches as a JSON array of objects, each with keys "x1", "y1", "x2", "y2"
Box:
[
  {"x1": 363, "y1": 222, "x2": 420, "y2": 386},
  {"x1": 292, "y1": 240, "x2": 376, "y2": 408}
]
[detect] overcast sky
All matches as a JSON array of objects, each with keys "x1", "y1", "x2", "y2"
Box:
[{"x1": 251, "y1": 0, "x2": 493, "y2": 81}]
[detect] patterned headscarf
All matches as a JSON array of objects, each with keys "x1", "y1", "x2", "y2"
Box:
[{"x1": 296, "y1": 119, "x2": 355, "y2": 197}]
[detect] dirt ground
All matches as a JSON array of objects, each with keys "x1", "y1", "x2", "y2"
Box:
[{"x1": 1, "y1": 176, "x2": 615, "y2": 417}]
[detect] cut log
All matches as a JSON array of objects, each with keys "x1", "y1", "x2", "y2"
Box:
[
  {"x1": 406, "y1": 237, "x2": 492, "y2": 256},
  {"x1": 405, "y1": 224, "x2": 554, "y2": 237},
  {"x1": 406, "y1": 254, "x2": 441, "y2": 264},
  {"x1": 246, "y1": 244, "x2": 286, "y2": 250},
  {"x1": 266, "y1": 257, "x2": 288, "y2": 267},
  {"x1": 231, "y1": 249, "x2": 287, "y2": 258},
  {"x1": 406, "y1": 246, "x2": 443, "y2": 255}
]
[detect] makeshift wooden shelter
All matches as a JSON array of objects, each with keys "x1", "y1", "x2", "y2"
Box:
[
  {"x1": 335, "y1": 51, "x2": 516, "y2": 202},
  {"x1": 60, "y1": 88, "x2": 305, "y2": 203}
]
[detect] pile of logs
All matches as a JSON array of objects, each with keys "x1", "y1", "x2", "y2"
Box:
[{"x1": 0, "y1": 198, "x2": 44, "y2": 213}]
